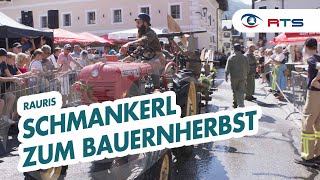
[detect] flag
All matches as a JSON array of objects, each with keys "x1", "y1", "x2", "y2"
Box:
[{"x1": 167, "y1": 15, "x2": 188, "y2": 47}]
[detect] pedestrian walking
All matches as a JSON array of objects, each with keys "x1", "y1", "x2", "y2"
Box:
[
  {"x1": 295, "y1": 38, "x2": 320, "y2": 167},
  {"x1": 245, "y1": 45, "x2": 257, "y2": 101},
  {"x1": 225, "y1": 44, "x2": 249, "y2": 108}
]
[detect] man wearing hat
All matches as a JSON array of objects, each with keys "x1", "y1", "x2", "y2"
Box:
[
  {"x1": 295, "y1": 38, "x2": 320, "y2": 167},
  {"x1": 120, "y1": 13, "x2": 165, "y2": 92},
  {"x1": 57, "y1": 44, "x2": 83, "y2": 105},
  {"x1": 225, "y1": 44, "x2": 249, "y2": 108},
  {"x1": 12, "y1": 42, "x2": 23, "y2": 54}
]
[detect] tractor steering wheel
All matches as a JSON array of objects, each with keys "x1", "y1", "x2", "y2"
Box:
[{"x1": 127, "y1": 45, "x2": 156, "y2": 61}]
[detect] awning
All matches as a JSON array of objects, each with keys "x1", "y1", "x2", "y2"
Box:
[
  {"x1": 48, "y1": 28, "x2": 92, "y2": 43},
  {"x1": 79, "y1": 32, "x2": 113, "y2": 44},
  {"x1": 108, "y1": 28, "x2": 163, "y2": 40},
  {"x1": 0, "y1": 11, "x2": 52, "y2": 38},
  {"x1": 270, "y1": 32, "x2": 320, "y2": 44},
  {"x1": 100, "y1": 35, "x2": 129, "y2": 44}
]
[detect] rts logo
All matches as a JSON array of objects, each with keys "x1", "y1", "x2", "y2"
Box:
[
  {"x1": 241, "y1": 14, "x2": 263, "y2": 28},
  {"x1": 241, "y1": 14, "x2": 304, "y2": 28},
  {"x1": 268, "y1": 19, "x2": 304, "y2": 27}
]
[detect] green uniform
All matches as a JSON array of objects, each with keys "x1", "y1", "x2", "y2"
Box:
[
  {"x1": 245, "y1": 53, "x2": 257, "y2": 98},
  {"x1": 225, "y1": 52, "x2": 249, "y2": 107}
]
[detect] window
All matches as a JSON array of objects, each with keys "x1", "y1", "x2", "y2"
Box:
[
  {"x1": 63, "y1": 14, "x2": 71, "y2": 26},
  {"x1": 16, "y1": 18, "x2": 22, "y2": 23},
  {"x1": 170, "y1": 5, "x2": 181, "y2": 19},
  {"x1": 224, "y1": 32, "x2": 231, "y2": 38},
  {"x1": 40, "y1": 16, "x2": 48, "y2": 28},
  {"x1": 141, "y1": 7, "x2": 150, "y2": 15},
  {"x1": 224, "y1": 43, "x2": 231, "y2": 48},
  {"x1": 259, "y1": 33, "x2": 267, "y2": 40},
  {"x1": 87, "y1": 11, "x2": 96, "y2": 25},
  {"x1": 259, "y1": 6, "x2": 267, "y2": 9},
  {"x1": 275, "y1": 7, "x2": 279, "y2": 9},
  {"x1": 113, "y1": 9, "x2": 122, "y2": 23}
]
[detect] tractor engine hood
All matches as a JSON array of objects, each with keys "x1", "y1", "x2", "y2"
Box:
[{"x1": 78, "y1": 62, "x2": 153, "y2": 103}]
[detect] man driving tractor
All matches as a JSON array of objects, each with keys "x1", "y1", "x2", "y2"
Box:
[{"x1": 120, "y1": 13, "x2": 166, "y2": 92}]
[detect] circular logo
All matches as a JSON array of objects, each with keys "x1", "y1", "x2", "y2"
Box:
[{"x1": 241, "y1": 14, "x2": 263, "y2": 28}]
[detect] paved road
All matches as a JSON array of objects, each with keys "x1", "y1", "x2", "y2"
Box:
[{"x1": 0, "y1": 68, "x2": 318, "y2": 180}]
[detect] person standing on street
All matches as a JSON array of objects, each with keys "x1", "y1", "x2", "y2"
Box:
[
  {"x1": 295, "y1": 38, "x2": 320, "y2": 167},
  {"x1": 225, "y1": 44, "x2": 249, "y2": 108},
  {"x1": 245, "y1": 45, "x2": 257, "y2": 101}
]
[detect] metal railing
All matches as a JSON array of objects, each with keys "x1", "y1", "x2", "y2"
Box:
[
  {"x1": 0, "y1": 70, "x2": 81, "y2": 153},
  {"x1": 291, "y1": 71, "x2": 308, "y2": 113}
]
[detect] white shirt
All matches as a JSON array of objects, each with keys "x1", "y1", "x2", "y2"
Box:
[
  {"x1": 48, "y1": 54, "x2": 58, "y2": 67},
  {"x1": 29, "y1": 60, "x2": 43, "y2": 71},
  {"x1": 273, "y1": 53, "x2": 285, "y2": 62}
]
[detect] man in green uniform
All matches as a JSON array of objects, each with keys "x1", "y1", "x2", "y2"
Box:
[
  {"x1": 225, "y1": 44, "x2": 249, "y2": 108},
  {"x1": 245, "y1": 45, "x2": 257, "y2": 101}
]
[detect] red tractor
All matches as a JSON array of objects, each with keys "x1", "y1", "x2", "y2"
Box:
[{"x1": 73, "y1": 31, "x2": 213, "y2": 180}]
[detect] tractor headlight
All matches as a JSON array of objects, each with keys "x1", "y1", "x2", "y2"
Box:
[{"x1": 91, "y1": 69, "x2": 99, "y2": 77}]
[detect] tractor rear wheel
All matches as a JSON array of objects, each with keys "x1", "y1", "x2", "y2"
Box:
[
  {"x1": 172, "y1": 71, "x2": 198, "y2": 158},
  {"x1": 137, "y1": 150, "x2": 172, "y2": 180}
]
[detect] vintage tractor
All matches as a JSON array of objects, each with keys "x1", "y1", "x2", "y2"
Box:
[{"x1": 24, "y1": 31, "x2": 213, "y2": 180}]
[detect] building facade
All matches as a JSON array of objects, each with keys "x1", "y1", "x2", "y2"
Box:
[
  {"x1": 253, "y1": 0, "x2": 320, "y2": 48},
  {"x1": 0, "y1": 0, "x2": 228, "y2": 50}
]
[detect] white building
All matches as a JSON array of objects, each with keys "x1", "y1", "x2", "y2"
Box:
[
  {"x1": 0, "y1": 0, "x2": 228, "y2": 50},
  {"x1": 253, "y1": 0, "x2": 320, "y2": 48}
]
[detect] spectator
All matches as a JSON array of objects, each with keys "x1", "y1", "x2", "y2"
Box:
[
  {"x1": 57, "y1": 44, "x2": 83, "y2": 105},
  {"x1": 108, "y1": 46, "x2": 117, "y2": 55},
  {"x1": 102, "y1": 46, "x2": 109, "y2": 58},
  {"x1": 71, "y1": 45, "x2": 81, "y2": 59},
  {"x1": 12, "y1": 42, "x2": 23, "y2": 54},
  {"x1": 87, "y1": 48, "x2": 95, "y2": 60},
  {"x1": 41, "y1": 45, "x2": 62, "y2": 91},
  {"x1": 0, "y1": 48, "x2": 24, "y2": 124},
  {"x1": 270, "y1": 45, "x2": 287, "y2": 100},
  {"x1": 264, "y1": 49, "x2": 274, "y2": 86},
  {"x1": 20, "y1": 37, "x2": 36, "y2": 53},
  {"x1": 29, "y1": 49, "x2": 46, "y2": 94},
  {"x1": 16, "y1": 53, "x2": 31, "y2": 74},
  {"x1": 259, "y1": 47, "x2": 267, "y2": 84},
  {"x1": 48, "y1": 47, "x2": 61, "y2": 68},
  {"x1": 5, "y1": 52, "x2": 31, "y2": 78},
  {"x1": 78, "y1": 50, "x2": 89, "y2": 67}
]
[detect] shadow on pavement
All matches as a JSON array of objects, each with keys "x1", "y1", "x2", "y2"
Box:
[
  {"x1": 172, "y1": 143, "x2": 229, "y2": 180},
  {"x1": 259, "y1": 115, "x2": 277, "y2": 124}
]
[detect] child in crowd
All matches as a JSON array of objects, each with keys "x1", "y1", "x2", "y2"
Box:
[{"x1": 29, "y1": 49, "x2": 45, "y2": 94}]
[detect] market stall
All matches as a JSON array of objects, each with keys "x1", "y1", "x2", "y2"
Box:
[{"x1": 0, "y1": 11, "x2": 53, "y2": 49}]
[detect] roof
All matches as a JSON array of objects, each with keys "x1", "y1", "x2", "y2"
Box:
[
  {"x1": 0, "y1": 11, "x2": 52, "y2": 38},
  {"x1": 222, "y1": 20, "x2": 233, "y2": 30}
]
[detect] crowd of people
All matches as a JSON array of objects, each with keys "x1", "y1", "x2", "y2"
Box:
[
  {"x1": 0, "y1": 38, "x2": 120, "y2": 126},
  {"x1": 225, "y1": 42, "x2": 307, "y2": 108}
]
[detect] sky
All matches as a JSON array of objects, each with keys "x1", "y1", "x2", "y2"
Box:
[{"x1": 239, "y1": 0, "x2": 252, "y2": 5}]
